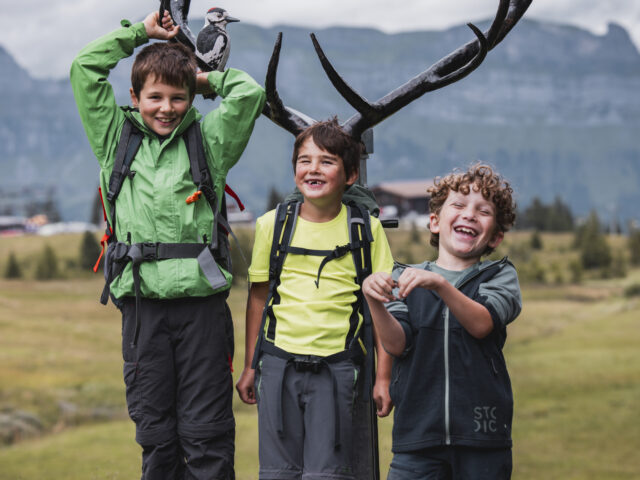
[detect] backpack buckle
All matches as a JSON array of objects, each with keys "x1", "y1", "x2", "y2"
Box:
[
  {"x1": 140, "y1": 242, "x2": 158, "y2": 261},
  {"x1": 292, "y1": 355, "x2": 323, "y2": 373},
  {"x1": 334, "y1": 244, "x2": 351, "y2": 257}
]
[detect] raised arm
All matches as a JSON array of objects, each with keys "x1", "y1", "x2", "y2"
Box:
[
  {"x1": 69, "y1": 21, "x2": 147, "y2": 166},
  {"x1": 200, "y1": 68, "x2": 266, "y2": 204}
]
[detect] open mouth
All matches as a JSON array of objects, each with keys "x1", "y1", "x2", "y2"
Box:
[
  {"x1": 305, "y1": 180, "x2": 325, "y2": 186},
  {"x1": 454, "y1": 226, "x2": 478, "y2": 237}
]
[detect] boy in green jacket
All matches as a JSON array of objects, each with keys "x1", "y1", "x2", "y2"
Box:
[{"x1": 70, "y1": 10, "x2": 265, "y2": 479}]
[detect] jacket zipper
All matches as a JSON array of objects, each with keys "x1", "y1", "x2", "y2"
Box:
[
  {"x1": 444, "y1": 307, "x2": 451, "y2": 445},
  {"x1": 441, "y1": 258, "x2": 505, "y2": 446}
]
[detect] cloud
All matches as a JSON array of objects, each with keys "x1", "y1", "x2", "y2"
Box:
[{"x1": 1, "y1": 0, "x2": 638, "y2": 79}]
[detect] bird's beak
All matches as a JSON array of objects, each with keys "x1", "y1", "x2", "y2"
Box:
[{"x1": 226, "y1": 16, "x2": 240, "y2": 23}]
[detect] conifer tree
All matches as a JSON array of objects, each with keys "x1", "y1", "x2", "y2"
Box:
[
  {"x1": 79, "y1": 231, "x2": 102, "y2": 270},
  {"x1": 90, "y1": 187, "x2": 104, "y2": 226},
  {"x1": 265, "y1": 186, "x2": 284, "y2": 212},
  {"x1": 628, "y1": 228, "x2": 640, "y2": 266},
  {"x1": 4, "y1": 252, "x2": 22, "y2": 279},
  {"x1": 35, "y1": 244, "x2": 61, "y2": 280},
  {"x1": 530, "y1": 230, "x2": 543, "y2": 250},
  {"x1": 578, "y1": 211, "x2": 612, "y2": 269}
]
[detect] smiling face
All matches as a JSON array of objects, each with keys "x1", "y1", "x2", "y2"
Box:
[
  {"x1": 429, "y1": 187, "x2": 504, "y2": 269},
  {"x1": 294, "y1": 137, "x2": 358, "y2": 218},
  {"x1": 129, "y1": 75, "x2": 193, "y2": 136}
]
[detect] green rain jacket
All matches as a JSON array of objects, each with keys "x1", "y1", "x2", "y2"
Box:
[{"x1": 70, "y1": 20, "x2": 265, "y2": 299}]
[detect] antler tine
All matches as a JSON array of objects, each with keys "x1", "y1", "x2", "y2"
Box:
[
  {"x1": 310, "y1": 33, "x2": 377, "y2": 123},
  {"x1": 491, "y1": 0, "x2": 532, "y2": 47},
  {"x1": 336, "y1": 23, "x2": 488, "y2": 138},
  {"x1": 486, "y1": 0, "x2": 511, "y2": 48},
  {"x1": 321, "y1": 0, "x2": 529, "y2": 139},
  {"x1": 264, "y1": 33, "x2": 316, "y2": 137},
  {"x1": 431, "y1": 0, "x2": 529, "y2": 71}
]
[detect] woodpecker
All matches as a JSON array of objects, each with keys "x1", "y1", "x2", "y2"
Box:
[{"x1": 196, "y1": 7, "x2": 239, "y2": 72}]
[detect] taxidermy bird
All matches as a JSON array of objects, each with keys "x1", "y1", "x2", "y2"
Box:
[{"x1": 196, "y1": 7, "x2": 239, "y2": 72}]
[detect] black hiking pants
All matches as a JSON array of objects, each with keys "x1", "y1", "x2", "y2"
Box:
[{"x1": 121, "y1": 293, "x2": 235, "y2": 480}]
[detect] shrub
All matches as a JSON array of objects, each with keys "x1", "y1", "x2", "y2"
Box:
[
  {"x1": 549, "y1": 262, "x2": 564, "y2": 285},
  {"x1": 569, "y1": 259, "x2": 583, "y2": 284},
  {"x1": 519, "y1": 258, "x2": 546, "y2": 284},
  {"x1": 623, "y1": 283, "x2": 640, "y2": 298},
  {"x1": 4, "y1": 252, "x2": 22, "y2": 279}
]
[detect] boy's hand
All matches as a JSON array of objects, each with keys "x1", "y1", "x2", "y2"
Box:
[
  {"x1": 236, "y1": 367, "x2": 257, "y2": 405},
  {"x1": 362, "y1": 272, "x2": 396, "y2": 303},
  {"x1": 143, "y1": 11, "x2": 180, "y2": 40},
  {"x1": 396, "y1": 267, "x2": 445, "y2": 298},
  {"x1": 373, "y1": 377, "x2": 393, "y2": 417}
]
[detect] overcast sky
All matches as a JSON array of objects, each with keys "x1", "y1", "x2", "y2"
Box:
[{"x1": 3, "y1": 0, "x2": 639, "y2": 79}]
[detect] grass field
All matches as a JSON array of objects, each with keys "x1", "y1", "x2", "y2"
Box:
[{"x1": 1, "y1": 232, "x2": 639, "y2": 479}]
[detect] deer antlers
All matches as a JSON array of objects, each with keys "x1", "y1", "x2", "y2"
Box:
[{"x1": 264, "y1": 0, "x2": 532, "y2": 139}]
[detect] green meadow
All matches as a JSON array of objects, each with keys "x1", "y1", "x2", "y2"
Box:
[{"x1": 0, "y1": 230, "x2": 639, "y2": 479}]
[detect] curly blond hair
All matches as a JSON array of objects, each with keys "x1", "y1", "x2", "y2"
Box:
[{"x1": 428, "y1": 164, "x2": 516, "y2": 255}]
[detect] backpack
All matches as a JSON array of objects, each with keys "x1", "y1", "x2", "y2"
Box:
[
  {"x1": 96, "y1": 117, "x2": 239, "y2": 347},
  {"x1": 251, "y1": 182, "x2": 397, "y2": 364}
]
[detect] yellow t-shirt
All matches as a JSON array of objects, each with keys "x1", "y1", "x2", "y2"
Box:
[{"x1": 249, "y1": 204, "x2": 394, "y2": 356}]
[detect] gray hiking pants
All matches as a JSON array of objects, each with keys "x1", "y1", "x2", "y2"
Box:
[{"x1": 255, "y1": 352, "x2": 360, "y2": 480}]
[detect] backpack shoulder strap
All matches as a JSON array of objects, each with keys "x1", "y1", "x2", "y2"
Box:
[
  {"x1": 106, "y1": 119, "x2": 143, "y2": 206},
  {"x1": 346, "y1": 201, "x2": 374, "y2": 285},
  {"x1": 269, "y1": 200, "x2": 300, "y2": 283},
  {"x1": 250, "y1": 200, "x2": 300, "y2": 369},
  {"x1": 184, "y1": 121, "x2": 211, "y2": 193},
  {"x1": 105, "y1": 118, "x2": 143, "y2": 233}
]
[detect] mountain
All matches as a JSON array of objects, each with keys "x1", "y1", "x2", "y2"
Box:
[{"x1": 1, "y1": 19, "x2": 639, "y2": 224}]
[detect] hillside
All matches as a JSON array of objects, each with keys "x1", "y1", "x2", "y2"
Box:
[{"x1": 0, "y1": 19, "x2": 639, "y2": 222}]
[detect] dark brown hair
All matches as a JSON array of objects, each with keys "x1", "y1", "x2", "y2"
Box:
[
  {"x1": 131, "y1": 42, "x2": 197, "y2": 98},
  {"x1": 291, "y1": 118, "x2": 362, "y2": 180},
  {"x1": 428, "y1": 164, "x2": 516, "y2": 255}
]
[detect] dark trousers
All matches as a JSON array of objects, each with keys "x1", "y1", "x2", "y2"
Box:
[
  {"x1": 387, "y1": 446, "x2": 512, "y2": 480},
  {"x1": 121, "y1": 293, "x2": 235, "y2": 480}
]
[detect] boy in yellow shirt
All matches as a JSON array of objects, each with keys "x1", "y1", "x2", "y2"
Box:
[{"x1": 237, "y1": 119, "x2": 393, "y2": 479}]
